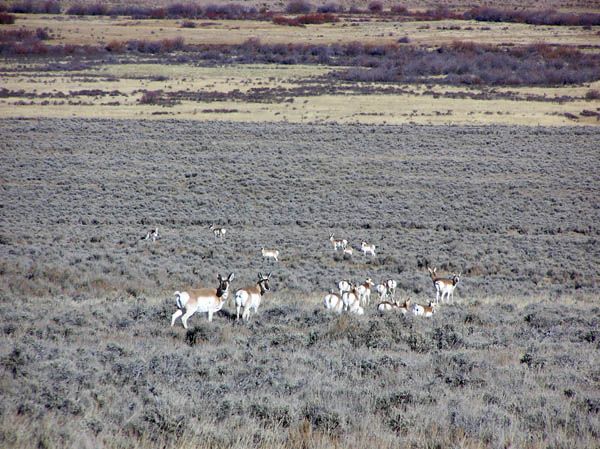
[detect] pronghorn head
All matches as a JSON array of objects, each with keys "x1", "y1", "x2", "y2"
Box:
[
  {"x1": 427, "y1": 266, "x2": 437, "y2": 279},
  {"x1": 452, "y1": 272, "x2": 461, "y2": 285},
  {"x1": 329, "y1": 232, "x2": 334, "y2": 240},
  {"x1": 216, "y1": 272, "x2": 235, "y2": 299},
  {"x1": 209, "y1": 224, "x2": 215, "y2": 230},
  {"x1": 365, "y1": 278, "x2": 374, "y2": 287},
  {"x1": 257, "y1": 272, "x2": 271, "y2": 292}
]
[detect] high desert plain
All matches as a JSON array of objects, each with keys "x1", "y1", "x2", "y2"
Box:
[{"x1": 0, "y1": 1, "x2": 599, "y2": 448}]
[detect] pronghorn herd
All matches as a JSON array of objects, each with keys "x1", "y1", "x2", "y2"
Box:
[
  {"x1": 324, "y1": 264, "x2": 460, "y2": 319},
  {"x1": 168, "y1": 227, "x2": 461, "y2": 328}
]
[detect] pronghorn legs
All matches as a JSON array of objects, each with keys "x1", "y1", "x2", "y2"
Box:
[{"x1": 171, "y1": 309, "x2": 183, "y2": 327}]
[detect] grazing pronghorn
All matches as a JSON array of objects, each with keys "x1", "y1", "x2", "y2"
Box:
[
  {"x1": 261, "y1": 247, "x2": 279, "y2": 262},
  {"x1": 385, "y1": 279, "x2": 398, "y2": 299},
  {"x1": 338, "y1": 279, "x2": 352, "y2": 297},
  {"x1": 412, "y1": 301, "x2": 437, "y2": 317},
  {"x1": 378, "y1": 298, "x2": 412, "y2": 315},
  {"x1": 234, "y1": 272, "x2": 271, "y2": 321},
  {"x1": 171, "y1": 272, "x2": 234, "y2": 329},
  {"x1": 209, "y1": 224, "x2": 226, "y2": 239},
  {"x1": 356, "y1": 278, "x2": 374, "y2": 306},
  {"x1": 343, "y1": 247, "x2": 353, "y2": 257},
  {"x1": 428, "y1": 267, "x2": 461, "y2": 303},
  {"x1": 323, "y1": 290, "x2": 343, "y2": 314},
  {"x1": 142, "y1": 227, "x2": 160, "y2": 242},
  {"x1": 341, "y1": 284, "x2": 360, "y2": 312},
  {"x1": 361, "y1": 241, "x2": 376, "y2": 256},
  {"x1": 329, "y1": 233, "x2": 348, "y2": 251}
]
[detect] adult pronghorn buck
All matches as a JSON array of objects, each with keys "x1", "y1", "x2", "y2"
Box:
[
  {"x1": 261, "y1": 247, "x2": 279, "y2": 262},
  {"x1": 428, "y1": 267, "x2": 461, "y2": 303},
  {"x1": 171, "y1": 272, "x2": 234, "y2": 329},
  {"x1": 361, "y1": 241, "x2": 376, "y2": 256},
  {"x1": 209, "y1": 224, "x2": 226, "y2": 239},
  {"x1": 329, "y1": 232, "x2": 347, "y2": 251},
  {"x1": 234, "y1": 272, "x2": 271, "y2": 321}
]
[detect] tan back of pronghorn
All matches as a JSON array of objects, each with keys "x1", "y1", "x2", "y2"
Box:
[
  {"x1": 428, "y1": 267, "x2": 460, "y2": 303},
  {"x1": 361, "y1": 241, "x2": 376, "y2": 256},
  {"x1": 378, "y1": 297, "x2": 411, "y2": 314},
  {"x1": 329, "y1": 232, "x2": 347, "y2": 251},
  {"x1": 234, "y1": 272, "x2": 271, "y2": 321},
  {"x1": 171, "y1": 272, "x2": 234, "y2": 329},
  {"x1": 261, "y1": 247, "x2": 279, "y2": 262},
  {"x1": 342, "y1": 284, "x2": 360, "y2": 312},
  {"x1": 209, "y1": 224, "x2": 226, "y2": 239},
  {"x1": 356, "y1": 278, "x2": 374, "y2": 306},
  {"x1": 323, "y1": 290, "x2": 343, "y2": 314}
]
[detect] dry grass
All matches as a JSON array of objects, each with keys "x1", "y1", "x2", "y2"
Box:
[
  {"x1": 8, "y1": 13, "x2": 600, "y2": 47},
  {"x1": 1, "y1": 61, "x2": 599, "y2": 125},
  {"x1": 0, "y1": 117, "x2": 598, "y2": 448}
]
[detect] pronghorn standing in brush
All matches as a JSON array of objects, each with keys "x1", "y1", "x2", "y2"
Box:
[
  {"x1": 142, "y1": 227, "x2": 160, "y2": 242},
  {"x1": 261, "y1": 247, "x2": 279, "y2": 262},
  {"x1": 361, "y1": 241, "x2": 376, "y2": 257},
  {"x1": 209, "y1": 224, "x2": 226, "y2": 239},
  {"x1": 234, "y1": 272, "x2": 271, "y2": 321},
  {"x1": 341, "y1": 283, "x2": 361, "y2": 312},
  {"x1": 428, "y1": 267, "x2": 461, "y2": 303},
  {"x1": 171, "y1": 272, "x2": 234, "y2": 329},
  {"x1": 323, "y1": 290, "x2": 343, "y2": 314},
  {"x1": 356, "y1": 278, "x2": 374, "y2": 306},
  {"x1": 329, "y1": 232, "x2": 347, "y2": 251}
]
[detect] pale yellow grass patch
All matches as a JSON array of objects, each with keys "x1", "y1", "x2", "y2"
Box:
[{"x1": 11, "y1": 14, "x2": 600, "y2": 48}]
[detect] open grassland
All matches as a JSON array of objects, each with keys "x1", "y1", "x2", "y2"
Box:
[
  {"x1": 1, "y1": 11, "x2": 600, "y2": 126},
  {"x1": 8, "y1": 13, "x2": 600, "y2": 47},
  {"x1": 0, "y1": 118, "x2": 599, "y2": 448},
  {"x1": 1, "y1": 60, "x2": 599, "y2": 126}
]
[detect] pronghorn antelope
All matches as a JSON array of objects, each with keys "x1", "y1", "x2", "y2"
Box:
[
  {"x1": 142, "y1": 227, "x2": 160, "y2": 242},
  {"x1": 343, "y1": 247, "x2": 353, "y2": 257},
  {"x1": 329, "y1": 233, "x2": 348, "y2": 251},
  {"x1": 361, "y1": 241, "x2": 376, "y2": 256},
  {"x1": 428, "y1": 267, "x2": 461, "y2": 303},
  {"x1": 412, "y1": 301, "x2": 437, "y2": 317},
  {"x1": 348, "y1": 301, "x2": 364, "y2": 316},
  {"x1": 385, "y1": 279, "x2": 398, "y2": 299},
  {"x1": 209, "y1": 224, "x2": 226, "y2": 239},
  {"x1": 356, "y1": 278, "x2": 374, "y2": 306},
  {"x1": 341, "y1": 284, "x2": 360, "y2": 312},
  {"x1": 323, "y1": 290, "x2": 343, "y2": 314},
  {"x1": 261, "y1": 247, "x2": 279, "y2": 262},
  {"x1": 375, "y1": 283, "x2": 388, "y2": 301},
  {"x1": 377, "y1": 298, "x2": 412, "y2": 315},
  {"x1": 338, "y1": 279, "x2": 352, "y2": 297},
  {"x1": 171, "y1": 272, "x2": 234, "y2": 329},
  {"x1": 234, "y1": 272, "x2": 271, "y2": 321}
]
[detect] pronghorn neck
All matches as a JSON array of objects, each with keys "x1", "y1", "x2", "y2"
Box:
[{"x1": 257, "y1": 279, "x2": 268, "y2": 295}]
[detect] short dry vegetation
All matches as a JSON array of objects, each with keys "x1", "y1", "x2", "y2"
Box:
[{"x1": 0, "y1": 118, "x2": 599, "y2": 448}]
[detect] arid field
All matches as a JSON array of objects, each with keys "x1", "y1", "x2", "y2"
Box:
[
  {"x1": 1, "y1": 1, "x2": 600, "y2": 448},
  {"x1": 0, "y1": 118, "x2": 599, "y2": 448}
]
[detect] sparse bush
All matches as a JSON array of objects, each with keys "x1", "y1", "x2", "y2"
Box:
[
  {"x1": 285, "y1": 0, "x2": 312, "y2": 14},
  {"x1": 0, "y1": 12, "x2": 15, "y2": 24},
  {"x1": 368, "y1": 0, "x2": 383, "y2": 14},
  {"x1": 390, "y1": 4, "x2": 408, "y2": 15},
  {"x1": 317, "y1": 1, "x2": 343, "y2": 13}
]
